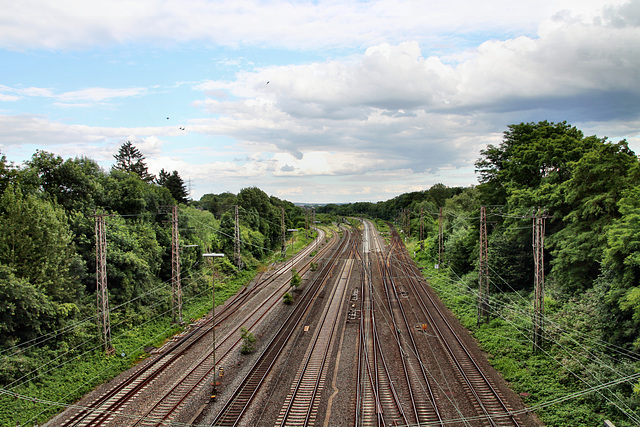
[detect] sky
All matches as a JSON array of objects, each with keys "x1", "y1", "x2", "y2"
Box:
[{"x1": 1, "y1": 0, "x2": 639, "y2": 204}]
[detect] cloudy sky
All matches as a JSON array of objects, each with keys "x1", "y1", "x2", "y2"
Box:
[{"x1": 1, "y1": 0, "x2": 639, "y2": 203}]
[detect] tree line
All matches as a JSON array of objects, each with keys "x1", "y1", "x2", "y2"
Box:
[
  {"x1": 320, "y1": 121, "x2": 640, "y2": 352},
  {"x1": 0, "y1": 142, "x2": 308, "y2": 386},
  {"x1": 320, "y1": 121, "x2": 640, "y2": 423}
]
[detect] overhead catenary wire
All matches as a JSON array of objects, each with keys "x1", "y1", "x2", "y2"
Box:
[
  {"x1": 390, "y1": 218, "x2": 640, "y2": 412},
  {"x1": 20, "y1": 279, "x2": 214, "y2": 425},
  {"x1": 413, "y1": 245, "x2": 640, "y2": 422},
  {"x1": 7, "y1": 269, "x2": 212, "y2": 393},
  {"x1": 412, "y1": 206, "x2": 640, "y2": 364},
  {"x1": 7, "y1": 273, "x2": 210, "y2": 389},
  {"x1": 2, "y1": 203, "x2": 316, "y2": 423}
]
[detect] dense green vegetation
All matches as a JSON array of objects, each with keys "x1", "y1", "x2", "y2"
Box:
[
  {"x1": 333, "y1": 121, "x2": 640, "y2": 425},
  {"x1": 0, "y1": 143, "x2": 320, "y2": 425}
]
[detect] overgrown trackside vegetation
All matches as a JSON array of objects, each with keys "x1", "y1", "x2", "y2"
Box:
[
  {"x1": 0, "y1": 143, "x2": 330, "y2": 426},
  {"x1": 327, "y1": 121, "x2": 640, "y2": 425}
]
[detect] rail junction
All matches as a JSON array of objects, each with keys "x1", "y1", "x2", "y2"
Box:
[{"x1": 47, "y1": 221, "x2": 540, "y2": 427}]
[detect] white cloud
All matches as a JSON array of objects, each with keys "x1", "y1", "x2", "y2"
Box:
[
  {"x1": 57, "y1": 87, "x2": 148, "y2": 102},
  {"x1": 0, "y1": 94, "x2": 20, "y2": 102},
  {"x1": 186, "y1": 1, "x2": 640, "y2": 179},
  {"x1": 0, "y1": 84, "x2": 149, "y2": 107},
  {"x1": 2, "y1": 0, "x2": 639, "y2": 203},
  {"x1": 0, "y1": 0, "x2": 629, "y2": 51}
]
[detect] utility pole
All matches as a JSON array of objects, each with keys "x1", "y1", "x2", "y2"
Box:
[
  {"x1": 281, "y1": 207, "x2": 286, "y2": 258},
  {"x1": 203, "y1": 253, "x2": 225, "y2": 401},
  {"x1": 234, "y1": 205, "x2": 241, "y2": 270},
  {"x1": 171, "y1": 205, "x2": 183, "y2": 324},
  {"x1": 305, "y1": 207, "x2": 309, "y2": 242},
  {"x1": 419, "y1": 208, "x2": 424, "y2": 251},
  {"x1": 438, "y1": 207, "x2": 444, "y2": 268},
  {"x1": 94, "y1": 213, "x2": 114, "y2": 355},
  {"x1": 161, "y1": 205, "x2": 183, "y2": 324},
  {"x1": 478, "y1": 206, "x2": 490, "y2": 325},
  {"x1": 187, "y1": 178, "x2": 194, "y2": 200},
  {"x1": 312, "y1": 208, "x2": 317, "y2": 251},
  {"x1": 533, "y1": 208, "x2": 546, "y2": 353}
]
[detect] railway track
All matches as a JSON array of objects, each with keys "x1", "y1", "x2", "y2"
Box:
[
  {"x1": 211, "y1": 226, "x2": 354, "y2": 426},
  {"x1": 388, "y1": 227, "x2": 523, "y2": 427},
  {"x1": 378, "y1": 242, "x2": 443, "y2": 426},
  {"x1": 47, "y1": 220, "x2": 537, "y2": 427},
  {"x1": 52, "y1": 228, "x2": 334, "y2": 427},
  {"x1": 275, "y1": 258, "x2": 354, "y2": 426},
  {"x1": 357, "y1": 219, "x2": 411, "y2": 426}
]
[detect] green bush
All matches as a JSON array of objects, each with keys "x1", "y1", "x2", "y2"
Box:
[{"x1": 283, "y1": 292, "x2": 294, "y2": 305}]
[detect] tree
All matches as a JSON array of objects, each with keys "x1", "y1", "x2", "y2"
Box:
[
  {"x1": 548, "y1": 139, "x2": 639, "y2": 293},
  {"x1": 199, "y1": 192, "x2": 236, "y2": 218},
  {"x1": 0, "y1": 265, "x2": 53, "y2": 345},
  {"x1": 0, "y1": 152, "x2": 17, "y2": 195},
  {"x1": 601, "y1": 186, "x2": 640, "y2": 348},
  {"x1": 24, "y1": 151, "x2": 106, "y2": 212},
  {"x1": 0, "y1": 184, "x2": 80, "y2": 304},
  {"x1": 156, "y1": 169, "x2": 171, "y2": 186},
  {"x1": 102, "y1": 216, "x2": 164, "y2": 308},
  {"x1": 163, "y1": 170, "x2": 189, "y2": 204},
  {"x1": 290, "y1": 268, "x2": 302, "y2": 290},
  {"x1": 240, "y1": 326, "x2": 257, "y2": 354},
  {"x1": 113, "y1": 141, "x2": 154, "y2": 182},
  {"x1": 237, "y1": 187, "x2": 287, "y2": 250},
  {"x1": 475, "y1": 121, "x2": 590, "y2": 205},
  {"x1": 157, "y1": 169, "x2": 188, "y2": 204}
]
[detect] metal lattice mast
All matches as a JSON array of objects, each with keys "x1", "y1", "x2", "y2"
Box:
[
  {"x1": 234, "y1": 205, "x2": 241, "y2": 270},
  {"x1": 478, "y1": 206, "x2": 490, "y2": 324},
  {"x1": 406, "y1": 209, "x2": 411, "y2": 237},
  {"x1": 312, "y1": 208, "x2": 317, "y2": 250},
  {"x1": 419, "y1": 208, "x2": 424, "y2": 251},
  {"x1": 438, "y1": 207, "x2": 444, "y2": 267},
  {"x1": 533, "y1": 208, "x2": 546, "y2": 352},
  {"x1": 281, "y1": 207, "x2": 286, "y2": 258},
  {"x1": 95, "y1": 213, "x2": 114, "y2": 354},
  {"x1": 305, "y1": 207, "x2": 309, "y2": 241},
  {"x1": 171, "y1": 205, "x2": 183, "y2": 324}
]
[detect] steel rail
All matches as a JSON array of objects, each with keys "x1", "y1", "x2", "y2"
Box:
[
  {"x1": 276, "y1": 232, "x2": 357, "y2": 426},
  {"x1": 380, "y1": 248, "x2": 444, "y2": 426},
  {"x1": 360, "y1": 221, "x2": 407, "y2": 426},
  {"x1": 130, "y1": 229, "x2": 340, "y2": 427},
  {"x1": 390, "y1": 228, "x2": 522, "y2": 427},
  {"x1": 211, "y1": 227, "x2": 352, "y2": 426},
  {"x1": 57, "y1": 230, "x2": 330, "y2": 427}
]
